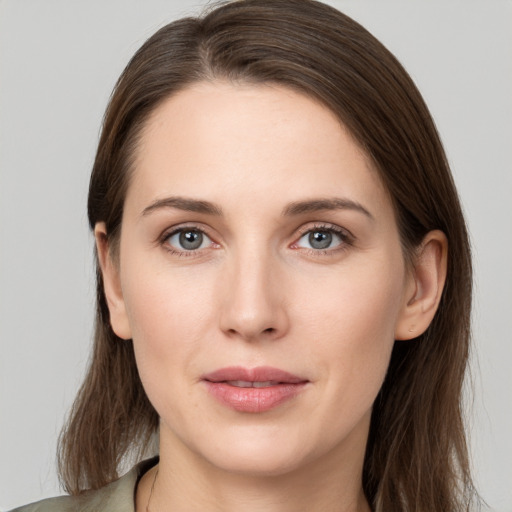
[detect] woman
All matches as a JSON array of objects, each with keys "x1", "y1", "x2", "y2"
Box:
[{"x1": 10, "y1": 0, "x2": 478, "y2": 510}]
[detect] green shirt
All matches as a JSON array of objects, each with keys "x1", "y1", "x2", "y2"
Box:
[{"x1": 9, "y1": 458, "x2": 158, "y2": 512}]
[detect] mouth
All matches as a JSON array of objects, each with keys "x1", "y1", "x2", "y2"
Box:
[
  {"x1": 201, "y1": 366, "x2": 309, "y2": 413},
  {"x1": 223, "y1": 380, "x2": 282, "y2": 388}
]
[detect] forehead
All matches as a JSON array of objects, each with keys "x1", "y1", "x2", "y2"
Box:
[{"x1": 126, "y1": 81, "x2": 391, "y2": 218}]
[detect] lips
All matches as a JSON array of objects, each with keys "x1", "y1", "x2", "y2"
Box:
[{"x1": 202, "y1": 366, "x2": 309, "y2": 413}]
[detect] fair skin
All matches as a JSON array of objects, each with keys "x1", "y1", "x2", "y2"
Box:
[{"x1": 96, "y1": 81, "x2": 447, "y2": 512}]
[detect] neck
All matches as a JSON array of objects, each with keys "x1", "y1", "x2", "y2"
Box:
[{"x1": 137, "y1": 428, "x2": 371, "y2": 512}]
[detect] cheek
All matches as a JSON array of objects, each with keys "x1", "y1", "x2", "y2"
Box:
[
  {"x1": 120, "y1": 258, "x2": 217, "y2": 394},
  {"x1": 122, "y1": 245, "x2": 214, "y2": 334},
  {"x1": 295, "y1": 258, "x2": 404, "y2": 403},
  {"x1": 297, "y1": 254, "x2": 404, "y2": 341}
]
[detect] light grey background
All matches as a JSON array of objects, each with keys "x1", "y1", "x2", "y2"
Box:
[{"x1": 1, "y1": 0, "x2": 511, "y2": 510}]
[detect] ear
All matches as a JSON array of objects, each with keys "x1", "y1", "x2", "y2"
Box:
[
  {"x1": 395, "y1": 230, "x2": 448, "y2": 340},
  {"x1": 94, "y1": 222, "x2": 132, "y2": 340}
]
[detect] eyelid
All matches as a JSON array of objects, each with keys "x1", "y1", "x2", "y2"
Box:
[
  {"x1": 295, "y1": 222, "x2": 353, "y2": 239},
  {"x1": 158, "y1": 223, "x2": 219, "y2": 256},
  {"x1": 290, "y1": 222, "x2": 355, "y2": 253}
]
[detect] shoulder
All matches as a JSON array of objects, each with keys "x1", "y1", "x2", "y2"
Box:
[
  {"x1": 8, "y1": 458, "x2": 158, "y2": 512},
  {"x1": 8, "y1": 494, "x2": 87, "y2": 512},
  {"x1": 7, "y1": 478, "x2": 134, "y2": 512}
]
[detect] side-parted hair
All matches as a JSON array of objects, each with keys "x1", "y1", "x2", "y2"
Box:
[{"x1": 58, "y1": 1, "x2": 476, "y2": 510}]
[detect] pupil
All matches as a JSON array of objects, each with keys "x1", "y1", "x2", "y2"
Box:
[
  {"x1": 309, "y1": 231, "x2": 332, "y2": 249},
  {"x1": 179, "y1": 230, "x2": 203, "y2": 250}
]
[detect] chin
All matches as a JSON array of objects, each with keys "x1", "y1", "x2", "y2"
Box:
[
  {"x1": 195, "y1": 426, "x2": 318, "y2": 477},
  {"x1": 211, "y1": 449, "x2": 308, "y2": 478}
]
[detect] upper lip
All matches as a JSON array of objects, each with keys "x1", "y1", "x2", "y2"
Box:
[{"x1": 202, "y1": 366, "x2": 308, "y2": 384}]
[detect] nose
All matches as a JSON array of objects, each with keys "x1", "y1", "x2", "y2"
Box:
[{"x1": 218, "y1": 247, "x2": 289, "y2": 342}]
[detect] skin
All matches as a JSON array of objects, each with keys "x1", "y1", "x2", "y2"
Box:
[{"x1": 96, "y1": 81, "x2": 447, "y2": 512}]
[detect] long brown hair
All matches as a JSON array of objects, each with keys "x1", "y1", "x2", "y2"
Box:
[{"x1": 58, "y1": 1, "x2": 477, "y2": 509}]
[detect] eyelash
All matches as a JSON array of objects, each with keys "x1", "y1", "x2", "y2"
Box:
[
  {"x1": 158, "y1": 223, "x2": 354, "y2": 258},
  {"x1": 159, "y1": 224, "x2": 216, "y2": 258},
  {"x1": 292, "y1": 223, "x2": 354, "y2": 256}
]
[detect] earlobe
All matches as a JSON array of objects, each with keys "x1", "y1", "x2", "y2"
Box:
[
  {"x1": 94, "y1": 222, "x2": 132, "y2": 340},
  {"x1": 395, "y1": 230, "x2": 448, "y2": 340}
]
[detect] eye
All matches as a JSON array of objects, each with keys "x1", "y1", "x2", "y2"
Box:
[
  {"x1": 165, "y1": 229, "x2": 212, "y2": 251},
  {"x1": 294, "y1": 226, "x2": 349, "y2": 251}
]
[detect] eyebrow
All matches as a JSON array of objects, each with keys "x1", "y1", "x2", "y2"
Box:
[
  {"x1": 283, "y1": 198, "x2": 374, "y2": 220},
  {"x1": 141, "y1": 195, "x2": 373, "y2": 220},
  {"x1": 141, "y1": 196, "x2": 223, "y2": 217}
]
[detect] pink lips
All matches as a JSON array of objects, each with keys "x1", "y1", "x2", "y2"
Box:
[{"x1": 202, "y1": 366, "x2": 308, "y2": 413}]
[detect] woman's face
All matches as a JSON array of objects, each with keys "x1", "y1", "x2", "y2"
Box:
[{"x1": 108, "y1": 82, "x2": 415, "y2": 476}]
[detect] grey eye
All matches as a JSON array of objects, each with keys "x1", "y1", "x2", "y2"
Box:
[
  {"x1": 296, "y1": 229, "x2": 343, "y2": 250},
  {"x1": 308, "y1": 231, "x2": 332, "y2": 249},
  {"x1": 167, "y1": 229, "x2": 210, "y2": 251}
]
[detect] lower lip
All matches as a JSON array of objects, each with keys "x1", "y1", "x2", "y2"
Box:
[{"x1": 204, "y1": 381, "x2": 307, "y2": 413}]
